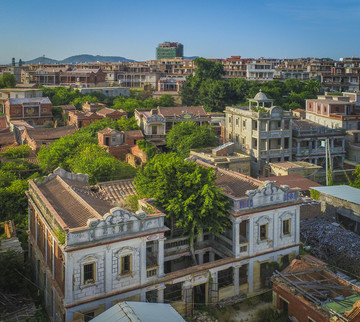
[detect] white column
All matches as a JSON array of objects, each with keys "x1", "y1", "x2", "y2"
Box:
[
  {"x1": 248, "y1": 218, "x2": 254, "y2": 256},
  {"x1": 157, "y1": 286, "x2": 165, "y2": 303},
  {"x1": 233, "y1": 221, "x2": 240, "y2": 257},
  {"x1": 273, "y1": 215, "x2": 278, "y2": 250},
  {"x1": 140, "y1": 240, "x2": 147, "y2": 284},
  {"x1": 248, "y1": 261, "x2": 254, "y2": 293},
  {"x1": 44, "y1": 228, "x2": 48, "y2": 263},
  {"x1": 233, "y1": 266, "x2": 240, "y2": 296},
  {"x1": 158, "y1": 239, "x2": 165, "y2": 277},
  {"x1": 105, "y1": 249, "x2": 112, "y2": 293}
]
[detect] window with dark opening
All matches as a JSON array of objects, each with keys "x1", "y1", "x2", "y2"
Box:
[{"x1": 83, "y1": 263, "x2": 95, "y2": 284}]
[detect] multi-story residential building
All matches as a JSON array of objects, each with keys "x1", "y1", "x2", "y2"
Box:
[
  {"x1": 157, "y1": 77, "x2": 186, "y2": 93},
  {"x1": 5, "y1": 97, "x2": 53, "y2": 126},
  {"x1": 305, "y1": 95, "x2": 360, "y2": 130},
  {"x1": 221, "y1": 56, "x2": 251, "y2": 79},
  {"x1": 189, "y1": 142, "x2": 251, "y2": 176},
  {"x1": 246, "y1": 61, "x2": 274, "y2": 81},
  {"x1": 0, "y1": 88, "x2": 43, "y2": 113},
  {"x1": 292, "y1": 119, "x2": 346, "y2": 168},
  {"x1": 148, "y1": 58, "x2": 195, "y2": 76},
  {"x1": 156, "y1": 42, "x2": 183, "y2": 60},
  {"x1": 0, "y1": 65, "x2": 24, "y2": 83},
  {"x1": 59, "y1": 68, "x2": 106, "y2": 87},
  {"x1": 135, "y1": 106, "x2": 211, "y2": 145},
  {"x1": 225, "y1": 91, "x2": 293, "y2": 177},
  {"x1": 28, "y1": 164, "x2": 301, "y2": 321},
  {"x1": 117, "y1": 64, "x2": 160, "y2": 90}
]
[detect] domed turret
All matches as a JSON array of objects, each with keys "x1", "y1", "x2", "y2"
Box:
[{"x1": 249, "y1": 89, "x2": 274, "y2": 109}]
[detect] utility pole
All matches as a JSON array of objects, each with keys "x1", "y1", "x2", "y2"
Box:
[
  {"x1": 322, "y1": 138, "x2": 332, "y2": 186},
  {"x1": 325, "y1": 139, "x2": 328, "y2": 186}
]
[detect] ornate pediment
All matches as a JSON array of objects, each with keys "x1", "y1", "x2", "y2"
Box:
[
  {"x1": 87, "y1": 207, "x2": 138, "y2": 228},
  {"x1": 246, "y1": 181, "x2": 296, "y2": 208}
]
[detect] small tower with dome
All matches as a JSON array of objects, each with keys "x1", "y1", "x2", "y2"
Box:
[{"x1": 249, "y1": 89, "x2": 274, "y2": 109}]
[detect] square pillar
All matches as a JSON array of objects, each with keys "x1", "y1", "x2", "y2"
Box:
[
  {"x1": 158, "y1": 239, "x2": 165, "y2": 277},
  {"x1": 248, "y1": 261, "x2": 254, "y2": 293},
  {"x1": 232, "y1": 221, "x2": 240, "y2": 257},
  {"x1": 140, "y1": 240, "x2": 147, "y2": 284},
  {"x1": 248, "y1": 218, "x2": 254, "y2": 256},
  {"x1": 233, "y1": 266, "x2": 240, "y2": 296},
  {"x1": 157, "y1": 287, "x2": 165, "y2": 303}
]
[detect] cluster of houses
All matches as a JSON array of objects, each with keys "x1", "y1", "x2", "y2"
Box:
[
  {"x1": 1, "y1": 75, "x2": 360, "y2": 320},
  {"x1": 2, "y1": 56, "x2": 360, "y2": 103}
]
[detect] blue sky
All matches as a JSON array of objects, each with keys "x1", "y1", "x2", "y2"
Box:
[{"x1": 0, "y1": 0, "x2": 359, "y2": 63}]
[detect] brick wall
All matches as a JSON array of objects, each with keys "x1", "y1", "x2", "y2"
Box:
[{"x1": 273, "y1": 284, "x2": 328, "y2": 322}]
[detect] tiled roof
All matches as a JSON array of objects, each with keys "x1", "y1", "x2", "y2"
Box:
[
  {"x1": 55, "y1": 104, "x2": 76, "y2": 111},
  {"x1": 259, "y1": 174, "x2": 322, "y2": 191},
  {"x1": 194, "y1": 159, "x2": 262, "y2": 198},
  {"x1": 38, "y1": 176, "x2": 112, "y2": 229},
  {"x1": 98, "y1": 179, "x2": 136, "y2": 203},
  {"x1": 98, "y1": 127, "x2": 117, "y2": 135},
  {"x1": 158, "y1": 106, "x2": 208, "y2": 117},
  {"x1": 8, "y1": 97, "x2": 51, "y2": 105},
  {"x1": 124, "y1": 130, "x2": 144, "y2": 138},
  {"x1": 293, "y1": 119, "x2": 324, "y2": 131},
  {"x1": 0, "y1": 132, "x2": 16, "y2": 146},
  {"x1": 25, "y1": 125, "x2": 77, "y2": 140},
  {"x1": 97, "y1": 107, "x2": 125, "y2": 116}
]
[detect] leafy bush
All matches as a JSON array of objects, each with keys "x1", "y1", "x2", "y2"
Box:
[
  {"x1": 255, "y1": 307, "x2": 286, "y2": 322},
  {"x1": 1, "y1": 145, "x2": 32, "y2": 159}
]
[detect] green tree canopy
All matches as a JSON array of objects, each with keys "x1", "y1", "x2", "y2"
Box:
[
  {"x1": 0, "y1": 74, "x2": 16, "y2": 88},
  {"x1": 69, "y1": 143, "x2": 136, "y2": 184},
  {"x1": 158, "y1": 94, "x2": 175, "y2": 107},
  {"x1": 166, "y1": 121, "x2": 217, "y2": 157},
  {"x1": 194, "y1": 57, "x2": 225, "y2": 80},
  {"x1": 134, "y1": 153, "x2": 229, "y2": 263},
  {"x1": 351, "y1": 166, "x2": 360, "y2": 189}
]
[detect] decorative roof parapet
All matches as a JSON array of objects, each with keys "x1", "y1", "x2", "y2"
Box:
[{"x1": 37, "y1": 167, "x2": 89, "y2": 185}]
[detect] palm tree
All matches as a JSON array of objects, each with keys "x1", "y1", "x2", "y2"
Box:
[{"x1": 305, "y1": 79, "x2": 321, "y2": 94}]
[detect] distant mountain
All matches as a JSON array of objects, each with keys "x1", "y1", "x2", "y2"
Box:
[
  {"x1": 25, "y1": 56, "x2": 59, "y2": 64},
  {"x1": 25, "y1": 54, "x2": 135, "y2": 64},
  {"x1": 60, "y1": 54, "x2": 135, "y2": 64},
  {"x1": 184, "y1": 56, "x2": 199, "y2": 60}
]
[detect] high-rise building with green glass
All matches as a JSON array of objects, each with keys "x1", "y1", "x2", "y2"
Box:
[{"x1": 156, "y1": 42, "x2": 183, "y2": 59}]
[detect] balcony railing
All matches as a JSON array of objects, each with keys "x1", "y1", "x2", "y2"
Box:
[{"x1": 146, "y1": 267, "x2": 158, "y2": 278}]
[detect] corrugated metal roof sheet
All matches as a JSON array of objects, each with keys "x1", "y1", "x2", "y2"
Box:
[
  {"x1": 91, "y1": 302, "x2": 185, "y2": 322},
  {"x1": 310, "y1": 185, "x2": 360, "y2": 205}
]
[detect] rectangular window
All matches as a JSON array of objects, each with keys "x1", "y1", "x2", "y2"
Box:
[
  {"x1": 243, "y1": 120, "x2": 246, "y2": 129},
  {"x1": 83, "y1": 263, "x2": 95, "y2": 284},
  {"x1": 283, "y1": 219, "x2": 291, "y2": 235},
  {"x1": 151, "y1": 125, "x2": 157, "y2": 135},
  {"x1": 121, "y1": 255, "x2": 132, "y2": 275},
  {"x1": 260, "y1": 224, "x2": 268, "y2": 240},
  {"x1": 236, "y1": 118, "x2": 239, "y2": 125}
]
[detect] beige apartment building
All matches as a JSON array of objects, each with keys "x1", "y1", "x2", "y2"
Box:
[{"x1": 225, "y1": 91, "x2": 293, "y2": 177}]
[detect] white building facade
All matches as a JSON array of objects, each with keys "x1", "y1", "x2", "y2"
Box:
[{"x1": 28, "y1": 166, "x2": 301, "y2": 321}]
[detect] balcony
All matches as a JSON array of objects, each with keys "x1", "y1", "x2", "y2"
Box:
[{"x1": 164, "y1": 236, "x2": 190, "y2": 255}]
